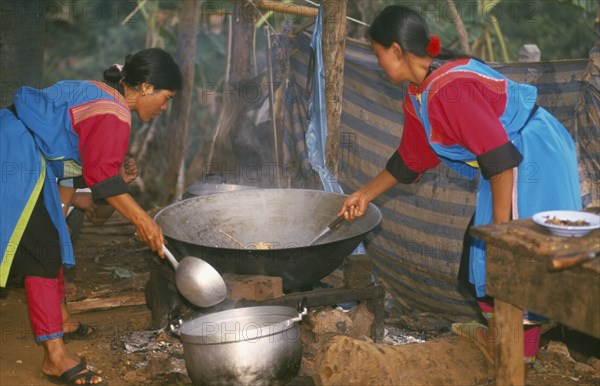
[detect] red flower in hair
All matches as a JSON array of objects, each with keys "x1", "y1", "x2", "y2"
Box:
[{"x1": 426, "y1": 35, "x2": 441, "y2": 57}]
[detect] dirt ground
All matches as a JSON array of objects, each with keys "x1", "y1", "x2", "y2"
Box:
[{"x1": 1, "y1": 212, "x2": 599, "y2": 386}]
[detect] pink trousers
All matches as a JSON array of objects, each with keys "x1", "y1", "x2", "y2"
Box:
[{"x1": 24, "y1": 268, "x2": 65, "y2": 342}]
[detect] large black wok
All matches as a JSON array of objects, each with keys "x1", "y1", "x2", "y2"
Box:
[
  {"x1": 154, "y1": 189, "x2": 382, "y2": 292},
  {"x1": 181, "y1": 182, "x2": 256, "y2": 199}
]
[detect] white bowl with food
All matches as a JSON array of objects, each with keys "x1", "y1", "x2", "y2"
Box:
[{"x1": 532, "y1": 210, "x2": 600, "y2": 237}]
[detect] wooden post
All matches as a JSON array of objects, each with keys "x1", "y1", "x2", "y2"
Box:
[
  {"x1": 321, "y1": 0, "x2": 348, "y2": 179},
  {"x1": 230, "y1": 1, "x2": 256, "y2": 82},
  {"x1": 164, "y1": 0, "x2": 201, "y2": 202},
  {"x1": 494, "y1": 299, "x2": 526, "y2": 386}
]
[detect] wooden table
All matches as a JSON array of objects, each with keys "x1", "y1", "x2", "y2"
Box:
[{"x1": 471, "y1": 219, "x2": 599, "y2": 386}]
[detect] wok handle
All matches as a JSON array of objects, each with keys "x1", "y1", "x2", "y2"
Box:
[
  {"x1": 328, "y1": 215, "x2": 345, "y2": 229},
  {"x1": 292, "y1": 297, "x2": 309, "y2": 322},
  {"x1": 162, "y1": 245, "x2": 179, "y2": 270}
]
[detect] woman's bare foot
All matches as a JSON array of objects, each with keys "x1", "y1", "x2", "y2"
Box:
[
  {"x1": 41, "y1": 338, "x2": 104, "y2": 384},
  {"x1": 63, "y1": 319, "x2": 81, "y2": 334},
  {"x1": 62, "y1": 302, "x2": 78, "y2": 333},
  {"x1": 62, "y1": 302, "x2": 95, "y2": 336}
]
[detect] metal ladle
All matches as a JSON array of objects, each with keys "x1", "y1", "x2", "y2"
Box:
[{"x1": 162, "y1": 245, "x2": 227, "y2": 307}]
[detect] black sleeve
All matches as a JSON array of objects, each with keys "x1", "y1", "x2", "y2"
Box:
[
  {"x1": 58, "y1": 176, "x2": 88, "y2": 189},
  {"x1": 91, "y1": 175, "x2": 130, "y2": 202},
  {"x1": 476, "y1": 141, "x2": 523, "y2": 180},
  {"x1": 71, "y1": 176, "x2": 87, "y2": 189},
  {"x1": 385, "y1": 151, "x2": 420, "y2": 184}
]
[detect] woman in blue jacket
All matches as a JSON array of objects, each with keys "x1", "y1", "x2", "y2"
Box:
[
  {"x1": 1, "y1": 48, "x2": 181, "y2": 385},
  {"x1": 339, "y1": 6, "x2": 581, "y2": 365}
]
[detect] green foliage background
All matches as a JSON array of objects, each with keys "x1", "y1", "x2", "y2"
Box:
[
  {"x1": 40, "y1": 0, "x2": 596, "y2": 204},
  {"x1": 43, "y1": 0, "x2": 596, "y2": 84}
]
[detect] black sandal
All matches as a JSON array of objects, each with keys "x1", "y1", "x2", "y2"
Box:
[
  {"x1": 47, "y1": 362, "x2": 107, "y2": 385},
  {"x1": 63, "y1": 323, "x2": 97, "y2": 341}
]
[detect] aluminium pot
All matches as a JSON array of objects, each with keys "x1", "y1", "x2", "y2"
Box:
[{"x1": 180, "y1": 305, "x2": 305, "y2": 386}]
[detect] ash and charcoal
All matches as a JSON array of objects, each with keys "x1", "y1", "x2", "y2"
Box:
[
  {"x1": 114, "y1": 329, "x2": 190, "y2": 385},
  {"x1": 383, "y1": 325, "x2": 427, "y2": 345}
]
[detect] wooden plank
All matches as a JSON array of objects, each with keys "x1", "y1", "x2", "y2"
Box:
[
  {"x1": 68, "y1": 293, "x2": 146, "y2": 314},
  {"x1": 485, "y1": 245, "x2": 600, "y2": 338},
  {"x1": 471, "y1": 219, "x2": 600, "y2": 262}
]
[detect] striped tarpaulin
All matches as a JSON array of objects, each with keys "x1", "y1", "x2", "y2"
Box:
[{"x1": 289, "y1": 32, "x2": 594, "y2": 321}]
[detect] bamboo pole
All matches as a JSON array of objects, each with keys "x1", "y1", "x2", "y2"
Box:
[
  {"x1": 253, "y1": 0, "x2": 318, "y2": 17},
  {"x1": 490, "y1": 15, "x2": 510, "y2": 62},
  {"x1": 484, "y1": 28, "x2": 494, "y2": 62}
]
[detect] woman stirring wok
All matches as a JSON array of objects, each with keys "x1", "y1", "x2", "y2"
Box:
[
  {"x1": 339, "y1": 6, "x2": 582, "y2": 365},
  {"x1": 0, "y1": 48, "x2": 182, "y2": 385}
]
